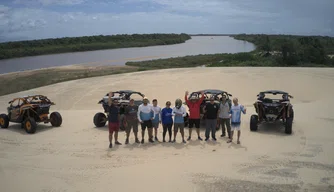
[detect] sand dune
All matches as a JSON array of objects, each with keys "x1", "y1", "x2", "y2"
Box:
[{"x1": 1, "y1": 67, "x2": 334, "y2": 192}]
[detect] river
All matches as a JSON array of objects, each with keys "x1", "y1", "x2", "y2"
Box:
[{"x1": 0, "y1": 36, "x2": 255, "y2": 74}]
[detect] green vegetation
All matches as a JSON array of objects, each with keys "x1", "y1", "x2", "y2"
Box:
[
  {"x1": 126, "y1": 34, "x2": 334, "y2": 68},
  {"x1": 0, "y1": 66, "x2": 140, "y2": 96},
  {"x1": 0, "y1": 33, "x2": 191, "y2": 60}
]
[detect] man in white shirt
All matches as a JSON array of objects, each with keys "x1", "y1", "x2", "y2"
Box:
[
  {"x1": 152, "y1": 99, "x2": 162, "y2": 141},
  {"x1": 137, "y1": 97, "x2": 156, "y2": 144}
]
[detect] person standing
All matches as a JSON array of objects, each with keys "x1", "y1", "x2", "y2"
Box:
[
  {"x1": 218, "y1": 95, "x2": 232, "y2": 141},
  {"x1": 203, "y1": 97, "x2": 220, "y2": 141},
  {"x1": 137, "y1": 97, "x2": 156, "y2": 144},
  {"x1": 107, "y1": 91, "x2": 122, "y2": 148},
  {"x1": 124, "y1": 99, "x2": 140, "y2": 144},
  {"x1": 229, "y1": 98, "x2": 246, "y2": 144},
  {"x1": 152, "y1": 99, "x2": 162, "y2": 142},
  {"x1": 184, "y1": 91, "x2": 204, "y2": 141},
  {"x1": 161, "y1": 101, "x2": 173, "y2": 142},
  {"x1": 172, "y1": 98, "x2": 187, "y2": 143}
]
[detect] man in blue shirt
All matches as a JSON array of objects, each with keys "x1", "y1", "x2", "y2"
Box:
[{"x1": 229, "y1": 97, "x2": 246, "y2": 144}]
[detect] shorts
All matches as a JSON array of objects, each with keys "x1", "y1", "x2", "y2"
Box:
[
  {"x1": 141, "y1": 120, "x2": 153, "y2": 131},
  {"x1": 231, "y1": 122, "x2": 241, "y2": 131},
  {"x1": 109, "y1": 122, "x2": 120, "y2": 133},
  {"x1": 174, "y1": 123, "x2": 184, "y2": 132},
  {"x1": 126, "y1": 120, "x2": 138, "y2": 134},
  {"x1": 188, "y1": 118, "x2": 200, "y2": 128},
  {"x1": 152, "y1": 121, "x2": 159, "y2": 129}
]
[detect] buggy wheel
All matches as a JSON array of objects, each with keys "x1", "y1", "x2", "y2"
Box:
[
  {"x1": 250, "y1": 115, "x2": 258, "y2": 131},
  {"x1": 24, "y1": 117, "x2": 37, "y2": 134},
  {"x1": 0, "y1": 114, "x2": 9, "y2": 129},
  {"x1": 94, "y1": 112, "x2": 107, "y2": 127},
  {"x1": 285, "y1": 117, "x2": 293, "y2": 134},
  {"x1": 50, "y1": 112, "x2": 62, "y2": 127},
  {"x1": 290, "y1": 109, "x2": 294, "y2": 122}
]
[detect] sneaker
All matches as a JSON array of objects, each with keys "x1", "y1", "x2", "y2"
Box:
[
  {"x1": 198, "y1": 136, "x2": 203, "y2": 141},
  {"x1": 135, "y1": 138, "x2": 140, "y2": 143},
  {"x1": 125, "y1": 138, "x2": 129, "y2": 144},
  {"x1": 212, "y1": 137, "x2": 217, "y2": 141},
  {"x1": 149, "y1": 139, "x2": 154, "y2": 143},
  {"x1": 163, "y1": 139, "x2": 166, "y2": 142},
  {"x1": 205, "y1": 138, "x2": 209, "y2": 141},
  {"x1": 155, "y1": 137, "x2": 159, "y2": 142},
  {"x1": 220, "y1": 134, "x2": 226, "y2": 137},
  {"x1": 141, "y1": 139, "x2": 144, "y2": 144},
  {"x1": 182, "y1": 140, "x2": 186, "y2": 143},
  {"x1": 109, "y1": 143, "x2": 112, "y2": 148},
  {"x1": 187, "y1": 136, "x2": 191, "y2": 141},
  {"x1": 115, "y1": 141, "x2": 122, "y2": 145},
  {"x1": 172, "y1": 139, "x2": 176, "y2": 143},
  {"x1": 168, "y1": 139, "x2": 172, "y2": 143}
]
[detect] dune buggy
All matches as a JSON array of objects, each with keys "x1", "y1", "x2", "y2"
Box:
[
  {"x1": 0, "y1": 95, "x2": 62, "y2": 134},
  {"x1": 93, "y1": 90, "x2": 147, "y2": 129},
  {"x1": 184, "y1": 89, "x2": 232, "y2": 127},
  {"x1": 250, "y1": 90, "x2": 294, "y2": 134}
]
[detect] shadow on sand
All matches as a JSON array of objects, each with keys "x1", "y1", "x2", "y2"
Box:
[{"x1": 1, "y1": 123, "x2": 56, "y2": 135}]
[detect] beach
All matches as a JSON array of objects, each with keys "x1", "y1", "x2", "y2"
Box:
[{"x1": 1, "y1": 67, "x2": 334, "y2": 192}]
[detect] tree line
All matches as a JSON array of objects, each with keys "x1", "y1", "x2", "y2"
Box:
[
  {"x1": 232, "y1": 34, "x2": 334, "y2": 66},
  {"x1": 0, "y1": 33, "x2": 191, "y2": 60}
]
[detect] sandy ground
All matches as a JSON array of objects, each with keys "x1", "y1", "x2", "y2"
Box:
[{"x1": 0, "y1": 67, "x2": 334, "y2": 192}]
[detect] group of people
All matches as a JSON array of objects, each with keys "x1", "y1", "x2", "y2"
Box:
[{"x1": 106, "y1": 91, "x2": 246, "y2": 149}]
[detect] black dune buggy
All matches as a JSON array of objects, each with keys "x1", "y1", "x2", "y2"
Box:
[
  {"x1": 250, "y1": 90, "x2": 294, "y2": 134},
  {"x1": 184, "y1": 89, "x2": 232, "y2": 127},
  {"x1": 93, "y1": 90, "x2": 147, "y2": 130},
  {"x1": 0, "y1": 95, "x2": 62, "y2": 134}
]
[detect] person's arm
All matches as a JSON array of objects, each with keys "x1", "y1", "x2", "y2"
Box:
[
  {"x1": 199, "y1": 91, "x2": 205, "y2": 103},
  {"x1": 172, "y1": 107, "x2": 176, "y2": 116},
  {"x1": 159, "y1": 108, "x2": 162, "y2": 122},
  {"x1": 161, "y1": 109, "x2": 165, "y2": 124},
  {"x1": 185, "y1": 91, "x2": 190, "y2": 105},
  {"x1": 137, "y1": 105, "x2": 142, "y2": 122},
  {"x1": 241, "y1": 105, "x2": 246, "y2": 114},
  {"x1": 108, "y1": 91, "x2": 113, "y2": 106},
  {"x1": 182, "y1": 107, "x2": 187, "y2": 117}
]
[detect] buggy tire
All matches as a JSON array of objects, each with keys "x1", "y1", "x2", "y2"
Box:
[
  {"x1": 24, "y1": 117, "x2": 37, "y2": 134},
  {"x1": 290, "y1": 109, "x2": 294, "y2": 122},
  {"x1": 50, "y1": 112, "x2": 62, "y2": 127},
  {"x1": 0, "y1": 114, "x2": 9, "y2": 129},
  {"x1": 250, "y1": 115, "x2": 258, "y2": 131},
  {"x1": 94, "y1": 112, "x2": 107, "y2": 127},
  {"x1": 285, "y1": 117, "x2": 293, "y2": 134}
]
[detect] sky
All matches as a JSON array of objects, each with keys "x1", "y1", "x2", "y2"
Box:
[{"x1": 0, "y1": 0, "x2": 333, "y2": 42}]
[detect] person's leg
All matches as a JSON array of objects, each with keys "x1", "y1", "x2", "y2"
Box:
[
  {"x1": 108, "y1": 122, "x2": 113, "y2": 148},
  {"x1": 212, "y1": 119, "x2": 217, "y2": 140},
  {"x1": 154, "y1": 122, "x2": 159, "y2": 141},
  {"x1": 225, "y1": 118, "x2": 232, "y2": 140},
  {"x1": 205, "y1": 120, "x2": 210, "y2": 140},
  {"x1": 133, "y1": 121, "x2": 139, "y2": 143},
  {"x1": 228, "y1": 123, "x2": 235, "y2": 143},
  {"x1": 168, "y1": 123, "x2": 172, "y2": 142},
  {"x1": 113, "y1": 123, "x2": 122, "y2": 145},
  {"x1": 236, "y1": 124, "x2": 241, "y2": 144},
  {"x1": 187, "y1": 119, "x2": 194, "y2": 140},
  {"x1": 147, "y1": 120, "x2": 154, "y2": 143},
  {"x1": 220, "y1": 118, "x2": 226, "y2": 137},
  {"x1": 141, "y1": 122, "x2": 146, "y2": 144},
  {"x1": 125, "y1": 122, "x2": 131, "y2": 144},
  {"x1": 162, "y1": 124, "x2": 167, "y2": 142},
  {"x1": 173, "y1": 123, "x2": 178, "y2": 142},
  {"x1": 180, "y1": 124, "x2": 186, "y2": 143},
  {"x1": 195, "y1": 119, "x2": 202, "y2": 140}
]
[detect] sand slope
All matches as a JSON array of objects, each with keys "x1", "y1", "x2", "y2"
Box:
[{"x1": 0, "y1": 67, "x2": 334, "y2": 192}]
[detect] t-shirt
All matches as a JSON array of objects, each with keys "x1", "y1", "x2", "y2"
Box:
[
  {"x1": 152, "y1": 105, "x2": 161, "y2": 123},
  {"x1": 161, "y1": 107, "x2": 173, "y2": 124},
  {"x1": 137, "y1": 104, "x2": 155, "y2": 122},
  {"x1": 108, "y1": 105, "x2": 119, "y2": 123},
  {"x1": 205, "y1": 103, "x2": 219, "y2": 119},
  {"x1": 230, "y1": 104, "x2": 246, "y2": 123},
  {"x1": 124, "y1": 105, "x2": 138, "y2": 121},
  {"x1": 172, "y1": 106, "x2": 186, "y2": 123},
  {"x1": 218, "y1": 101, "x2": 230, "y2": 119}
]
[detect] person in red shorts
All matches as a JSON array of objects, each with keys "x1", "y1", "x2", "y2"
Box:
[
  {"x1": 185, "y1": 90, "x2": 205, "y2": 141},
  {"x1": 108, "y1": 91, "x2": 122, "y2": 148}
]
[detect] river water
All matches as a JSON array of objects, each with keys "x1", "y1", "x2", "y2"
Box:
[{"x1": 0, "y1": 36, "x2": 255, "y2": 74}]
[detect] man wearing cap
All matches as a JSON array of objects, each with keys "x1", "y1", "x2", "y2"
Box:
[
  {"x1": 137, "y1": 97, "x2": 156, "y2": 143},
  {"x1": 108, "y1": 91, "x2": 122, "y2": 148},
  {"x1": 124, "y1": 98, "x2": 140, "y2": 144},
  {"x1": 203, "y1": 96, "x2": 220, "y2": 141},
  {"x1": 185, "y1": 91, "x2": 205, "y2": 141}
]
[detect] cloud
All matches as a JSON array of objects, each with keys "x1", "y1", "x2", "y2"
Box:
[{"x1": 0, "y1": 0, "x2": 333, "y2": 42}]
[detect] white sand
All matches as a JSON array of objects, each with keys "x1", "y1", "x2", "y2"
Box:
[{"x1": 0, "y1": 67, "x2": 334, "y2": 192}]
